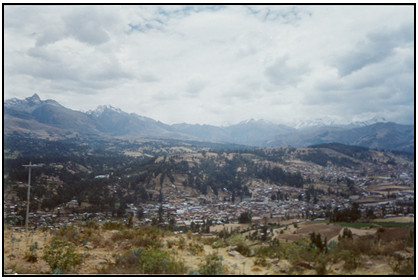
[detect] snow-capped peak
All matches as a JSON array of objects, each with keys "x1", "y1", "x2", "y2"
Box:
[
  {"x1": 87, "y1": 105, "x2": 124, "y2": 117},
  {"x1": 293, "y1": 117, "x2": 345, "y2": 129},
  {"x1": 4, "y1": 97, "x2": 23, "y2": 108},
  {"x1": 238, "y1": 118, "x2": 272, "y2": 126},
  {"x1": 350, "y1": 116, "x2": 388, "y2": 127}
]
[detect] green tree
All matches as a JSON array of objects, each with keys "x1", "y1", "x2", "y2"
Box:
[{"x1": 238, "y1": 212, "x2": 252, "y2": 224}]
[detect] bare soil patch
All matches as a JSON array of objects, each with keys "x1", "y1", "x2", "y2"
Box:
[
  {"x1": 374, "y1": 216, "x2": 414, "y2": 223},
  {"x1": 275, "y1": 222, "x2": 342, "y2": 242}
]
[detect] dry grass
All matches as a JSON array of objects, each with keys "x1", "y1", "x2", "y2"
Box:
[{"x1": 3, "y1": 222, "x2": 413, "y2": 275}]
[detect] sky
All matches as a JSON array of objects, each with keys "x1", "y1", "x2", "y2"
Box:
[{"x1": 4, "y1": 4, "x2": 415, "y2": 126}]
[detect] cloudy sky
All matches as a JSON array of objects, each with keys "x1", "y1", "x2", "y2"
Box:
[{"x1": 4, "y1": 5, "x2": 414, "y2": 126}]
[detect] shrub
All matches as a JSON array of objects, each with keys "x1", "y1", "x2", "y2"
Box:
[
  {"x1": 225, "y1": 233, "x2": 252, "y2": 256},
  {"x1": 254, "y1": 256, "x2": 270, "y2": 268},
  {"x1": 255, "y1": 238, "x2": 280, "y2": 258},
  {"x1": 225, "y1": 233, "x2": 245, "y2": 247},
  {"x1": 55, "y1": 225, "x2": 80, "y2": 244},
  {"x1": 102, "y1": 220, "x2": 126, "y2": 230},
  {"x1": 238, "y1": 212, "x2": 252, "y2": 224},
  {"x1": 137, "y1": 248, "x2": 187, "y2": 274},
  {"x1": 103, "y1": 250, "x2": 140, "y2": 274},
  {"x1": 110, "y1": 226, "x2": 164, "y2": 249},
  {"x1": 83, "y1": 219, "x2": 99, "y2": 229},
  {"x1": 338, "y1": 250, "x2": 360, "y2": 271},
  {"x1": 352, "y1": 236, "x2": 374, "y2": 255},
  {"x1": 211, "y1": 240, "x2": 224, "y2": 249},
  {"x1": 280, "y1": 239, "x2": 318, "y2": 265},
  {"x1": 198, "y1": 253, "x2": 224, "y2": 275},
  {"x1": 111, "y1": 229, "x2": 135, "y2": 242},
  {"x1": 24, "y1": 251, "x2": 38, "y2": 263},
  {"x1": 178, "y1": 236, "x2": 186, "y2": 250},
  {"x1": 236, "y1": 242, "x2": 251, "y2": 257},
  {"x1": 315, "y1": 260, "x2": 327, "y2": 275},
  {"x1": 42, "y1": 240, "x2": 82, "y2": 273},
  {"x1": 102, "y1": 248, "x2": 186, "y2": 274},
  {"x1": 186, "y1": 231, "x2": 193, "y2": 240},
  {"x1": 390, "y1": 256, "x2": 414, "y2": 275},
  {"x1": 188, "y1": 242, "x2": 204, "y2": 255},
  {"x1": 24, "y1": 242, "x2": 39, "y2": 263}
]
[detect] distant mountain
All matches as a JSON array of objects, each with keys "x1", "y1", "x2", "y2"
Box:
[
  {"x1": 172, "y1": 119, "x2": 295, "y2": 147},
  {"x1": 293, "y1": 116, "x2": 388, "y2": 129},
  {"x1": 87, "y1": 105, "x2": 183, "y2": 138},
  {"x1": 4, "y1": 94, "x2": 414, "y2": 153},
  {"x1": 293, "y1": 117, "x2": 342, "y2": 129},
  {"x1": 267, "y1": 122, "x2": 414, "y2": 153},
  {"x1": 172, "y1": 123, "x2": 233, "y2": 144},
  {"x1": 225, "y1": 119, "x2": 295, "y2": 146},
  {"x1": 5, "y1": 94, "x2": 103, "y2": 138}
]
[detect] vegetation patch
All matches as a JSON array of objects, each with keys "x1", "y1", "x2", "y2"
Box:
[{"x1": 42, "y1": 240, "x2": 82, "y2": 273}]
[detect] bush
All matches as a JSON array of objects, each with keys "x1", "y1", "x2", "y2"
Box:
[
  {"x1": 42, "y1": 240, "x2": 82, "y2": 273},
  {"x1": 55, "y1": 224, "x2": 103, "y2": 248},
  {"x1": 102, "y1": 220, "x2": 126, "y2": 230},
  {"x1": 100, "y1": 250, "x2": 141, "y2": 274},
  {"x1": 110, "y1": 226, "x2": 164, "y2": 249},
  {"x1": 236, "y1": 242, "x2": 251, "y2": 257},
  {"x1": 24, "y1": 251, "x2": 38, "y2": 263},
  {"x1": 198, "y1": 253, "x2": 224, "y2": 275},
  {"x1": 188, "y1": 242, "x2": 204, "y2": 255},
  {"x1": 24, "y1": 242, "x2": 39, "y2": 263},
  {"x1": 55, "y1": 225, "x2": 80, "y2": 244},
  {"x1": 238, "y1": 212, "x2": 252, "y2": 224},
  {"x1": 225, "y1": 233, "x2": 245, "y2": 247},
  {"x1": 178, "y1": 236, "x2": 186, "y2": 250},
  {"x1": 211, "y1": 240, "x2": 224, "y2": 249},
  {"x1": 280, "y1": 239, "x2": 318, "y2": 265},
  {"x1": 338, "y1": 250, "x2": 360, "y2": 271},
  {"x1": 186, "y1": 231, "x2": 193, "y2": 240},
  {"x1": 83, "y1": 219, "x2": 99, "y2": 229},
  {"x1": 102, "y1": 248, "x2": 187, "y2": 274},
  {"x1": 225, "y1": 233, "x2": 252, "y2": 256},
  {"x1": 137, "y1": 248, "x2": 186, "y2": 274},
  {"x1": 254, "y1": 256, "x2": 270, "y2": 268},
  {"x1": 315, "y1": 260, "x2": 327, "y2": 275},
  {"x1": 390, "y1": 256, "x2": 414, "y2": 275},
  {"x1": 255, "y1": 238, "x2": 280, "y2": 258}
]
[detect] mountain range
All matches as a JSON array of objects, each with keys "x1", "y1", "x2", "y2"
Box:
[{"x1": 4, "y1": 94, "x2": 414, "y2": 153}]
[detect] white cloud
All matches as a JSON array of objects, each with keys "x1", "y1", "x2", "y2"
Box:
[{"x1": 4, "y1": 5, "x2": 414, "y2": 126}]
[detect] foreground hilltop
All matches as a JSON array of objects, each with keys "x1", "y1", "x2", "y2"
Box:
[{"x1": 4, "y1": 217, "x2": 413, "y2": 275}]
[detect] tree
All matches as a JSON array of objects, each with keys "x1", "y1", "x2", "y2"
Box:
[
  {"x1": 158, "y1": 204, "x2": 164, "y2": 224},
  {"x1": 116, "y1": 201, "x2": 127, "y2": 217},
  {"x1": 169, "y1": 216, "x2": 176, "y2": 231},
  {"x1": 238, "y1": 212, "x2": 252, "y2": 224},
  {"x1": 137, "y1": 206, "x2": 144, "y2": 220}
]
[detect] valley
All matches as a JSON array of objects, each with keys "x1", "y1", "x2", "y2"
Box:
[
  {"x1": 3, "y1": 134, "x2": 415, "y2": 275},
  {"x1": 4, "y1": 3, "x2": 415, "y2": 276}
]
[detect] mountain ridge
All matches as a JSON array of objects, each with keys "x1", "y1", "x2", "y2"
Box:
[{"x1": 4, "y1": 94, "x2": 414, "y2": 153}]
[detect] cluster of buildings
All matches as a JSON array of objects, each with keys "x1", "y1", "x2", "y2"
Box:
[{"x1": 4, "y1": 151, "x2": 414, "y2": 231}]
